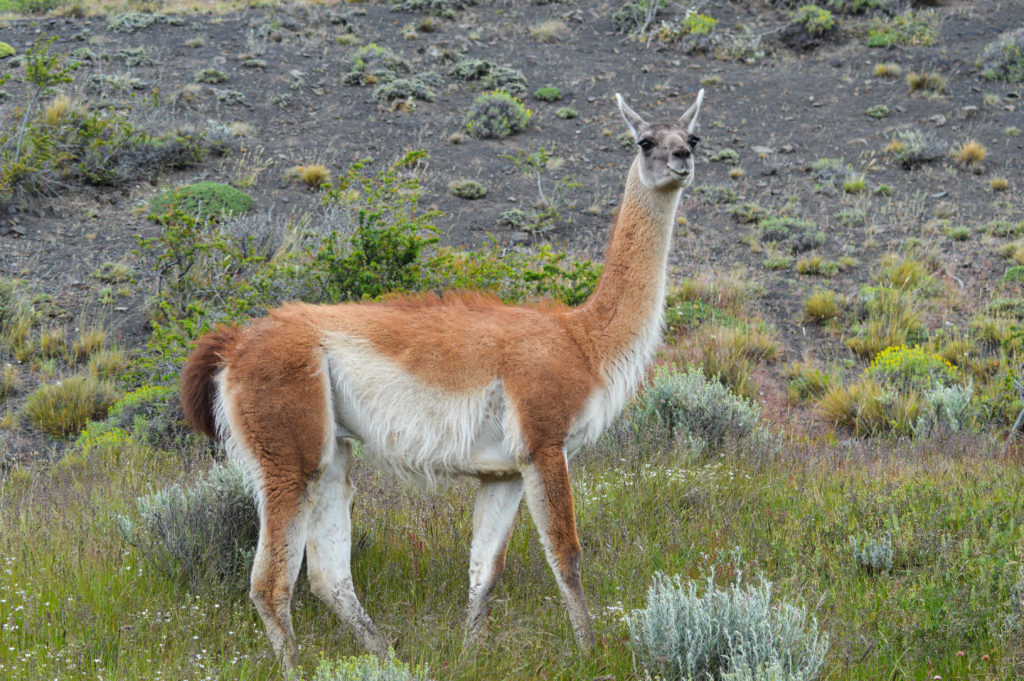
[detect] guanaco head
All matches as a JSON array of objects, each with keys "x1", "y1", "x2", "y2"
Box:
[{"x1": 616, "y1": 90, "x2": 705, "y2": 191}]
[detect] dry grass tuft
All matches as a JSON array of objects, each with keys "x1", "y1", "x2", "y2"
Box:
[
  {"x1": 290, "y1": 164, "x2": 331, "y2": 189},
  {"x1": 72, "y1": 327, "x2": 107, "y2": 362},
  {"x1": 530, "y1": 19, "x2": 568, "y2": 43},
  {"x1": 952, "y1": 139, "x2": 987, "y2": 165},
  {"x1": 907, "y1": 70, "x2": 947, "y2": 94},
  {"x1": 873, "y1": 62, "x2": 902, "y2": 78},
  {"x1": 804, "y1": 289, "x2": 843, "y2": 322}
]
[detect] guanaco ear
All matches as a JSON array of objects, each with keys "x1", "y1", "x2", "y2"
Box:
[
  {"x1": 678, "y1": 88, "x2": 705, "y2": 133},
  {"x1": 616, "y1": 92, "x2": 646, "y2": 141}
]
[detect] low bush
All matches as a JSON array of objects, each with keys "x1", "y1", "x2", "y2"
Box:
[
  {"x1": 793, "y1": 5, "x2": 835, "y2": 37},
  {"x1": 533, "y1": 86, "x2": 562, "y2": 102},
  {"x1": 149, "y1": 181, "x2": 253, "y2": 222},
  {"x1": 343, "y1": 43, "x2": 411, "y2": 86},
  {"x1": 978, "y1": 27, "x2": 1024, "y2": 83},
  {"x1": 850, "y1": 533, "x2": 893, "y2": 574},
  {"x1": 884, "y1": 129, "x2": 945, "y2": 169},
  {"x1": 465, "y1": 91, "x2": 532, "y2": 138},
  {"x1": 449, "y1": 179, "x2": 487, "y2": 199},
  {"x1": 627, "y1": 571, "x2": 828, "y2": 681},
  {"x1": 865, "y1": 10, "x2": 935, "y2": 48},
  {"x1": 628, "y1": 364, "x2": 764, "y2": 452},
  {"x1": 116, "y1": 462, "x2": 258, "y2": 590},
  {"x1": 310, "y1": 653, "x2": 431, "y2": 681}
]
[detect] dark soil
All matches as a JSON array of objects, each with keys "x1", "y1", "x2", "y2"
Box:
[{"x1": 1, "y1": 0, "x2": 1022, "y2": 458}]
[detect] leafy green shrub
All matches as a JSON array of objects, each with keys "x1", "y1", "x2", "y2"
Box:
[
  {"x1": 865, "y1": 10, "x2": 935, "y2": 48},
  {"x1": 448, "y1": 179, "x2": 486, "y2": 199},
  {"x1": 310, "y1": 653, "x2": 431, "y2": 681},
  {"x1": 627, "y1": 571, "x2": 828, "y2": 681},
  {"x1": 978, "y1": 27, "x2": 1024, "y2": 83},
  {"x1": 107, "y1": 384, "x2": 195, "y2": 451},
  {"x1": 0, "y1": 42, "x2": 14, "y2": 59},
  {"x1": 793, "y1": 5, "x2": 835, "y2": 36},
  {"x1": 24, "y1": 375, "x2": 118, "y2": 438},
  {"x1": 465, "y1": 91, "x2": 532, "y2": 139},
  {"x1": 149, "y1": 182, "x2": 253, "y2": 222},
  {"x1": 533, "y1": 86, "x2": 562, "y2": 102},
  {"x1": 116, "y1": 463, "x2": 258, "y2": 590},
  {"x1": 555, "y1": 107, "x2": 578, "y2": 119},
  {"x1": 683, "y1": 12, "x2": 718, "y2": 35},
  {"x1": 865, "y1": 344, "x2": 957, "y2": 390},
  {"x1": 628, "y1": 365, "x2": 763, "y2": 452},
  {"x1": 850, "y1": 533, "x2": 893, "y2": 574}
]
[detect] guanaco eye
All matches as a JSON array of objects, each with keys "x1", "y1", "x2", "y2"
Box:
[
  {"x1": 638, "y1": 139, "x2": 654, "y2": 152},
  {"x1": 688, "y1": 135, "x2": 701, "y2": 148}
]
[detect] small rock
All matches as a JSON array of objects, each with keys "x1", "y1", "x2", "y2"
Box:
[
  {"x1": 961, "y1": 105, "x2": 979, "y2": 118},
  {"x1": 751, "y1": 145, "x2": 775, "y2": 155},
  {"x1": 931, "y1": 191, "x2": 948, "y2": 199},
  {"x1": 779, "y1": 144, "x2": 795, "y2": 153},
  {"x1": 929, "y1": 114, "x2": 947, "y2": 126}
]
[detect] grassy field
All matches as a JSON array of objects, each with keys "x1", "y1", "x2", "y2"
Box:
[{"x1": 2, "y1": 424, "x2": 1024, "y2": 680}]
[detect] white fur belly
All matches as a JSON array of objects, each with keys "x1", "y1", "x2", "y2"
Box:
[{"x1": 325, "y1": 335, "x2": 519, "y2": 482}]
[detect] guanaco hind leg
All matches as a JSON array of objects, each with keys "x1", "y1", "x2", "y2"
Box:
[
  {"x1": 305, "y1": 439, "x2": 389, "y2": 656},
  {"x1": 247, "y1": 470, "x2": 310, "y2": 670},
  {"x1": 465, "y1": 476, "x2": 525, "y2": 642},
  {"x1": 521, "y1": 446, "x2": 595, "y2": 649}
]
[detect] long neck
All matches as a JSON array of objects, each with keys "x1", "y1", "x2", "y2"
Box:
[{"x1": 569, "y1": 158, "x2": 681, "y2": 375}]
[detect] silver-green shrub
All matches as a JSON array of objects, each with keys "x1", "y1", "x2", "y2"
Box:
[
  {"x1": 116, "y1": 462, "x2": 258, "y2": 590},
  {"x1": 627, "y1": 572, "x2": 828, "y2": 681},
  {"x1": 978, "y1": 27, "x2": 1024, "y2": 83},
  {"x1": 464, "y1": 90, "x2": 532, "y2": 139},
  {"x1": 914, "y1": 383, "x2": 974, "y2": 438},
  {"x1": 310, "y1": 653, "x2": 431, "y2": 681},
  {"x1": 849, "y1": 532, "x2": 893, "y2": 574},
  {"x1": 631, "y1": 365, "x2": 764, "y2": 451}
]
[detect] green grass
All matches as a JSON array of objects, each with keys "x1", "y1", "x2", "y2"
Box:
[{"x1": 2, "y1": 428, "x2": 1023, "y2": 680}]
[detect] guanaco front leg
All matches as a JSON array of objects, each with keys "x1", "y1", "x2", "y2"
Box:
[
  {"x1": 521, "y1": 445, "x2": 595, "y2": 650},
  {"x1": 465, "y1": 476, "x2": 525, "y2": 643}
]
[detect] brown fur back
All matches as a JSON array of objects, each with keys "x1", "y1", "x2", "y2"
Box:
[{"x1": 181, "y1": 325, "x2": 241, "y2": 440}]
